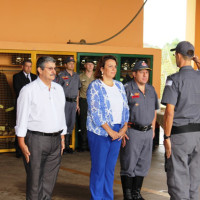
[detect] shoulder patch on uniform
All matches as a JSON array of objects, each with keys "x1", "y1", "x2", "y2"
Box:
[{"x1": 166, "y1": 80, "x2": 173, "y2": 86}]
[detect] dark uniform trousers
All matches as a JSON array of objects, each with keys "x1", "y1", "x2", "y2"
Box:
[
  {"x1": 120, "y1": 128, "x2": 153, "y2": 177},
  {"x1": 166, "y1": 132, "x2": 200, "y2": 200},
  {"x1": 79, "y1": 98, "x2": 88, "y2": 149},
  {"x1": 23, "y1": 131, "x2": 61, "y2": 200},
  {"x1": 65, "y1": 101, "x2": 77, "y2": 135}
]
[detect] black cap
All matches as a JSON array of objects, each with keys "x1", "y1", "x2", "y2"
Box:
[
  {"x1": 85, "y1": 58, "x2": 95, "y2": 64},
  {"x1": 170, "y1": 41, "x2": 194, "y2": 57},
  {"x1": 63, "y1": 56, "x2": 75, "y2": 64},
  {"x1": 132, "y1": 61, "x2": 151, "y2": 72}
]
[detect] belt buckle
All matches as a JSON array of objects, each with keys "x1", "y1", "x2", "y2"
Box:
[{"x1": 142, "y1": 126, "x2": 148, "y2": 131}]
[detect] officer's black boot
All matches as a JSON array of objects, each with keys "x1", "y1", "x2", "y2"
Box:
[
  {"x1": 132, "y1": 176, "x2": 145, "y2": 200},
  {"x1": 64, "y1": 134, "x2": 73, "y2": 154},
  {"x1": 132, "y1": 177, "x2": 137, "y2": 200},
  {"x1": 121, "y1": 176, "x2": 133, "y2": 200}
]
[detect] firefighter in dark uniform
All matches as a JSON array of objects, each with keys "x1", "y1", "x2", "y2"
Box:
[
  {"x1": 58, "y1": 56, "x2": 81, "y2": 153},
  {"x1": 120, "y1": 61, "x2": 159, "y2": 200},
  {"x1": 161, "y1": 41, "x2": 200, "y2": 200}
]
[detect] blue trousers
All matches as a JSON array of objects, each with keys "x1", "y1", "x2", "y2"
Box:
[{"x1": 88, "y1": 124, "x2": 122, "y2": 200}]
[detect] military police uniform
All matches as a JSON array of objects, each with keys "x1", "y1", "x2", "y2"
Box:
[
  {"x1": 58, "y1": 57, "x2": 81, "y2": 152},
  {"x1": 58, "y1": 70, "x2": 81, "y2": 135},
  {"x1": 79, "y1": 70, "x2": 94, "y2": 151},
  {"x1": 161, "y1": 41, "x2": 200, "y2": 200},
  {"x1": 120, "y1": 61, "x2": 159, "y2": 200},
  {"x1": 162, "y1": 67, "x2": 200, "y2": 199},
  {"x1": 120, "y1": 80, "x2": 159, "y2": 175}
]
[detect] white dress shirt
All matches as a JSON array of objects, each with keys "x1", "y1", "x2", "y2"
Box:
[
  {"x1": 15, "y1": 77, "x2": 67, "y2": 137},
  {"x1": 23, "y1": 71, "x2": 32, "y2": 82}
]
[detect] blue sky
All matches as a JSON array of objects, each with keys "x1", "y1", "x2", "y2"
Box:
[{"x1": 143, "y1": 0, "x2": 187, "y2": 48}]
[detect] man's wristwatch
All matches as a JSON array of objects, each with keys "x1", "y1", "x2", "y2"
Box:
[{"x1": 164, "y1": 134, "x2": 171, "y2": 140}]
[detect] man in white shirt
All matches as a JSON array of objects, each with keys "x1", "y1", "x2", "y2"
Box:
[{"x1": 15, "y1": 56, "x2": 67, "y2": 200}]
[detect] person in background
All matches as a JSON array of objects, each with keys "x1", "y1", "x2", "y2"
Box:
[
  {"x1": 78, "y1": 59, "x2": 94, "y2": 152},
  {"x1": 15, "y1": 56, "x2": 67, "y2": 199},
  {"x1": 13, "y1": 60, "x2": 37, "y2": 158},
  {"x1": 58, "y1": 56, "x2": 81, "y2": 153},
  {"x1": 162, "y1": 41, "x2": 200, "y2": 200},
  {"x1": 87, "y1": 55, "x2": 129, "y2": 200},
  {"x1": 120, "y1": 61, "x2": 159, "y2": 200}
]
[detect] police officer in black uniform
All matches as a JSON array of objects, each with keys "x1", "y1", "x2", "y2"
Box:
[
  {"x1": 58, "y1": 56, "x2": 81, "y2": 153},
  {"x1": 162, "y1": 41, "x2": 200, "y2": 200},
  {"x1": 120, "y1": 61, "x2": 159, "y2": 200}
]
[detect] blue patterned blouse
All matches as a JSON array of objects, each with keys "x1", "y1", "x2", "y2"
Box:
[{"x1": 87, "y1": 79, "x2": 129, "y2": 137}]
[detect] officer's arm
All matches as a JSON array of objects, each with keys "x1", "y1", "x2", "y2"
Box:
[
  {"x1": 164, "y1": 104, "x2": 175, "y2": 158},
  {"x1": 164, "y1": 104, "x2": 175, "y2": 137},
  {"x1": 76, "y1": 78, "x2": 81, "y2": 111},
  {"x1": 77, "y1": 91, "x2": 79, "y2": 103},
  {"x1": 152, "y1": 111, "x2": 157, "y2": 138},
  {"x1": 76, "y1": 91, "x2": 80, "y2": 113}
]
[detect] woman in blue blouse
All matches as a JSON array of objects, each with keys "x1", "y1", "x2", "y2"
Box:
[{"x1": 87, "y1": 55, "x2": 129, "y2": 200}]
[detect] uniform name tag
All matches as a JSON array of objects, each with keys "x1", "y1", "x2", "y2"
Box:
[
  {"x1": 131, "y1": 92, "x2": 140, "y2": 98},
  {"x1": 62, "y1": 76, "x2": 69, "y2": 80}
]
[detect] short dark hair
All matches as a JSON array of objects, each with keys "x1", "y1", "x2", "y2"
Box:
[
  {"x1": 36, "y1": 56, "x2": 56, "y2": 70},
  {"x1": 182, "y1": 50, "x2": 194, "y2": 61},
  {"x1": 22, "y1": 60, "x2": 32, "y2": 66},
  {"x1": 94, "y1": 55, "x2": 117, "y2": 80}
]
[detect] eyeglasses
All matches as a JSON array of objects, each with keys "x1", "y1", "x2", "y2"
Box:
[{"x1": 44, "y1": 67, "x2": 57, "y2": 71}]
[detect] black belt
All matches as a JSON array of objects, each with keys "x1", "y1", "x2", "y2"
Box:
[
  {"x1": 128, "y1": 122, "x2": 152, "y2": 132},
  {"x1": 171, "y1": 123, "x2": 200, "y2": 135},
  {"x1": 28, "y1": 130, "x2": 63, "y2": 136},
  {"x1": 66, "y1": 97, "x2": 77, "y2": 102}
]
